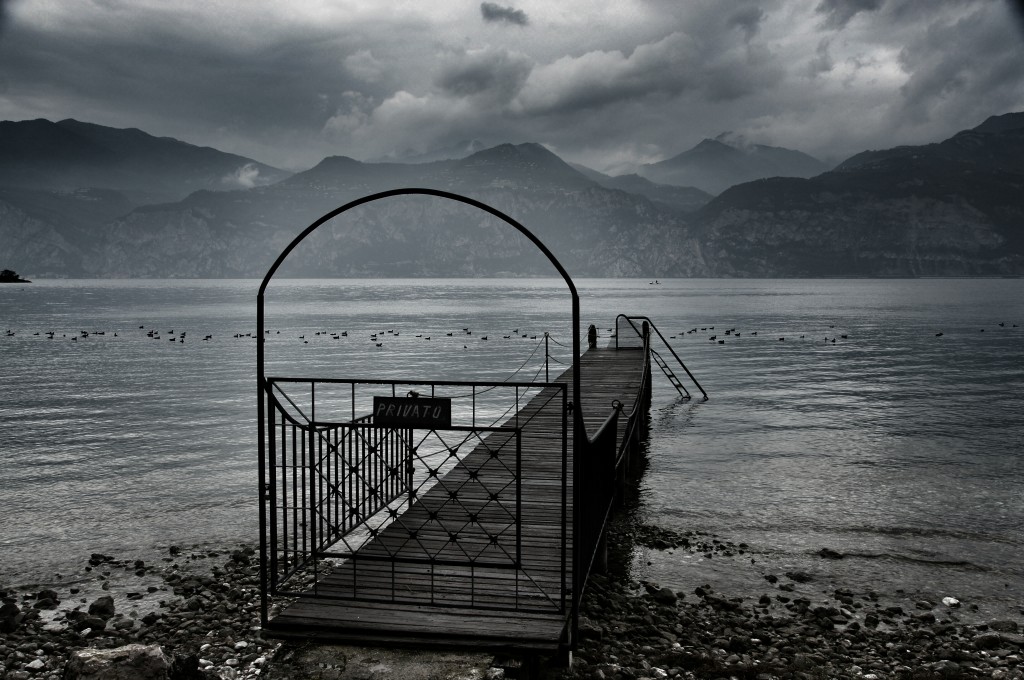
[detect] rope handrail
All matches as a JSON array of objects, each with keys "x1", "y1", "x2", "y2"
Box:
[
  {"x1": 546, "y1": 333, "x2": 570, "y2": 348},
  {"x1": 444, "y1": 335, "x2": 547, "y2": 399}
]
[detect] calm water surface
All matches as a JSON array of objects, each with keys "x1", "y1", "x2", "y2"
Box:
[{"x1": 1, "y1": 278, "x2": 1021, "y2": 618}]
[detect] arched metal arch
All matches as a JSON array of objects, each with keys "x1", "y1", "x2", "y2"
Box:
[{"x1": 255, "y1": 186, "x2": 583, "y2": 510}]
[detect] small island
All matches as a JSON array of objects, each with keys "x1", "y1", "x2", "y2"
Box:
[{"x1": 0, "y1": 269, "x2": 31, "y2": 283}]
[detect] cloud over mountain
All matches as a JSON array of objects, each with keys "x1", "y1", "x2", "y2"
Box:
[{"x1": 0, "y1": 1, "x2": 1021, "y2": 172}]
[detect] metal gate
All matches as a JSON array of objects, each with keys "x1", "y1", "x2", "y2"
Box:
[
  {"x1": 260, "y1": 378, "x2": 569, "y2": 620},
  {"x1": 256, "y1": 188, "x2": 586, "y2": 642}
]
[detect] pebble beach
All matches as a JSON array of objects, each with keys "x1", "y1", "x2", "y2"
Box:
[
  {"x1": 0, "y1": 545, "x2": 271, "y2": 679},
  {"x1": 2, "y1": 521, "x2": 1022, "y2": 680},
  {"x1": 567, "y1": 522, "x2": 1024, "y2": 680}
]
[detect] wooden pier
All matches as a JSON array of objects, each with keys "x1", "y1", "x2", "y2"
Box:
[
  {"x1": 253, "y1": 189, "x2": 705, "y2": 661},
  {"x1": 262, "y1": 343, "x2": 651, "y2": 653}
]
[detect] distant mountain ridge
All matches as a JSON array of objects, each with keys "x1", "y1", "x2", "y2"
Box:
[
  {"x1": 0, "y1": 118, "x2": 291, "y2": 205},
  {"x1": 1, "y1": 113, "x2": 1022, "y2": 278},
  {"x1": 638, "y1": 137, "x2": 829, "y2": 195},
  {"x1": 691, "y1": 112, "x2": 1024, "y2": 276},
  {"x1": 84, "y1": 142, "x2": 700, "y2": 278},
  {"x1": 571, "y1": 164, "x2": 712, "y2": 213},
  {"x1": 836, "y1": 111, "x2": 1024, "y2": 174}
]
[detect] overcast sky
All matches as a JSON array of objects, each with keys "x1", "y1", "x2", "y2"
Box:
[{"x1": 1, "y1": 0, "x2": 1022, "y2": 172}]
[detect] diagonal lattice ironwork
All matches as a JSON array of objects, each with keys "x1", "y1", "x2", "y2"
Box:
[{"x1": 264, "y1": 377, "x2": 568, "y2": 615}]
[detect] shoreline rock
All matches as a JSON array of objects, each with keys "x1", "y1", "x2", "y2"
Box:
[
  {"x1": 0, "y1": 544, "x2": 271, "y2": 679},
  {"x1": 2, "y1": 529, "x2": 1021, "y2": 679},
  {"x1": 564, "y1": 522, "x2": 1024, "y2": 680}
]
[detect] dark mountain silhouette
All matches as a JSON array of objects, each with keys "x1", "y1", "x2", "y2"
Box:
[
  {"x1": 638, "y1": 137, "x2": 829, "y2": 195},
  {"x1": 2, "y1": 114, "x2": 1023, "y2": 278},
  {"x1": 0, "y1": 118, "x2": 291, "y2": 205},
  {"x1": 570, "y1": 164, "x2": 712, "y2": 213},
  {"x1": 835, "y1": 111, "x2": 1024, "y2": 174},
  {"x1": 691, "y1": 112, "x2": 1024, "y2": 276},
  {"x1": 83, "y1": 142, "x2": 701, "y2": 278}
]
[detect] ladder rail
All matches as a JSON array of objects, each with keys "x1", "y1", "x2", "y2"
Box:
[
  {"x1": 615, "y1": 314, "x2": 708, "y2": 401},
  {"x1": 650, "y1": 348, "x2": 691, "y2": 399}
]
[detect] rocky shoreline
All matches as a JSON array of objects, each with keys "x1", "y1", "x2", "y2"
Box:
[
  {"x1": 566, "y1": 525, "x2": 1024, "y2": 680},
  {"x1": 2, "y1": 527, "x2": 1021, "y2": 680},
  {"x1": 0, "y1": 544, "x2": 272, "y2": 679}
]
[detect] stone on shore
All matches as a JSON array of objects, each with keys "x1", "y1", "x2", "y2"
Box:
[
  {"x1": 64, "y1": 644, "x2": 172, "y2": 679},
  {"x1": 0, "y1": 602, "x2": 21, "y2": 633},
  {"x1": 263, "y1": 643, "x2": 501, "y2": 680},
  {"x1": 88, "y1": 595, "x2": 116, "y2": 619}
]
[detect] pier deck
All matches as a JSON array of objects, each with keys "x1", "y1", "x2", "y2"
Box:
[{"x1": 264, "y1": 345, "x2": 649, "y2": 651}]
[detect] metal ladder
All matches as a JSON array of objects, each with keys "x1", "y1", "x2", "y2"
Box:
[
  {"x1": 615, "y1": 314, "x2": 708, "y2": 401},
  {"x1": 650, "y1": 348, "x2": 689, "y2": 398}
]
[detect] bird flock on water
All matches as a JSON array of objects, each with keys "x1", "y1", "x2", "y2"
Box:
[
  {"x1": 1, "y1": 324, "x2": 551, "y2": 349},
  {"x1": 658, "y1": 321, "x2": 1018, "y2": 345},
  {"x1": 3, "y1": 322, "x2": 1018, "y2": 347}
]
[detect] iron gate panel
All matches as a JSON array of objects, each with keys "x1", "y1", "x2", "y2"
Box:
[{"x1": 261, "y1": 378, "x2": 568, "y2": 616}]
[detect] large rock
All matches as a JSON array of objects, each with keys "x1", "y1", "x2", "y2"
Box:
[
  {"x1": 88, "y1": 595, "x2": 116, "y2": 619},
  {"x1": 263, "y1": 644, "x2": 498, "y2": 680},
  {"x1": 974, "y1": 631, "x2": 1024, "y2": 649},
  {"x1": 0, "y1": 601, "x2": 21, "y2": 633},
  {"x1": 64, "y1": 644, "x2": 172, "y2": 680}
]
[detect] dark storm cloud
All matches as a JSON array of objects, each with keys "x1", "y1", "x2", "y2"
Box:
[
  {"x1": 806, "y1": 38, "x2": 834, "y2": 77},
  {"x1": 0, "y1": 0, "x2": 10, "y2": 36},
  {"x1": 513, "y1": 33, "x2": 702, "y2": 116},
  {"x1": 895, "y1": 2, "x2": 1024, "y2": 125},
  {"x1": 728, "y1": 5, "x2": 765, "y2": 42},
  {"x1": 2, "y1": 1, "x2": 1021, "y2": 172},
  {"x1": 815, "y1": 0, "x2": 884, "y2": 29},
  {"x1": 1010, "y1": 0, "x2": 1024, "y2": 30},
  {"x1": 436, "y1": 48, "x2": 532, "y2": 100},
  {"x1": 0, "y1": 3, "x2": 383, "y2": 167},
  {"x1": 480, "y1": 2, "x2": 528, "y2": 26}
]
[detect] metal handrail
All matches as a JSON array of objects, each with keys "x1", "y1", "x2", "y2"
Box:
[
  {"x1": 615, "y1": 314, "x2": 707, "y2": 400},
  {"x1": 614, "y1": 324, "x2": 652, "y2": 469},
  {"x1": 577, "y1": 324, "x2": 653, "y2": 603}
]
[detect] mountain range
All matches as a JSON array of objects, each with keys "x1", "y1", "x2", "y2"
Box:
[
  {"x1": 638, "y1": 135, "x2": 829, "y2": 195},
  {"x1": 1, "y1": 113, "x2": 1022, "y2": 278}
]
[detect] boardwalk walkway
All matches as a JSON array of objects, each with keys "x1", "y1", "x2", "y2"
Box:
[{"x1": 265, "y1": 345, "x2": 648, "y2": 652}]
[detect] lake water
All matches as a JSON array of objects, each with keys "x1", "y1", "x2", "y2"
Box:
[{"x1": 1, "y1": 278, "x2": 1022, "y2": 619}]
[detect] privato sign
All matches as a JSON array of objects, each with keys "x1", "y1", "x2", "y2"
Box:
[{"x1": 373, "y1": 396, "x2": 452, "y2": 429}]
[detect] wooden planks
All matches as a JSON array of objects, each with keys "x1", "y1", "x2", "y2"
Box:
[{"x1": 265, "y1": 346, "x2": 647, "y2": 651}]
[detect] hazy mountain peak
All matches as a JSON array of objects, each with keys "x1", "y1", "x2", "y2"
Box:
[
  {"x1": 835, "y1": 110, "x2": 1024, "y2": 174},
  {"x1": 0, "y1": 117, "x2": 290, "y2": 204},
  {"x1": 639, "y1": 136, "x2": 826, "y2": 194},
  {"x1": 713, "y1": 131, "x2": 753, "y2": 149},
  {"x1": 971, "y1": 111, "x2": 1024, "y2": 134},
  {"x1": 379, "y1": 139, "x2": 489, "y2": 164},
  {"x1": 460, "y1": 143, "x2": 588, "y2": 180},
  {"x1": 310, "y1": 155, "x2": 365, "y2": 168},
  {"x1": 464, "y1": 141, "x2": 558, "y2": 162}
]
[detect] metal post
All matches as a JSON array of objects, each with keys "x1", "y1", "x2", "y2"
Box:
[
  {"x1": 257, "y1": 295, "x2": 268, "y2": 626},
  {"x1": 406, "y1": 428, "x2": 415, "y2": 510},
  {"x1": 544, "y1": 332, "x2": 550, "y2": 383}
]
